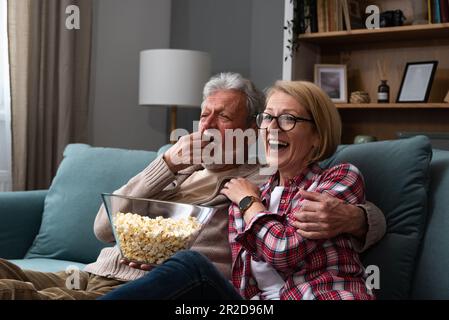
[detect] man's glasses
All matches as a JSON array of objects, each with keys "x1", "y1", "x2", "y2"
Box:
[{"x1": 255, "y1": 112, "x2": 314, "y2": 132}]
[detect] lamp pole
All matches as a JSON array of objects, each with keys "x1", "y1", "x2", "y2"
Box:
[{"x1": 170, "y1": 106, "x2": 177, "y2": 144}]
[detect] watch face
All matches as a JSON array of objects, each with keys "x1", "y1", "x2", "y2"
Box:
[{"x1": 239, "y1": 196, "x2": 253, "y2": 211}]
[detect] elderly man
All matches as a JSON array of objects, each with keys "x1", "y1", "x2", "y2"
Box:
[{"x1": 0, "y1": 73, "x2": 385, "y2": 299}]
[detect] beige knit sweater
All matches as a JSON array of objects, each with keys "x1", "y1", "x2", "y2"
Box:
[{"x1": 84, "y1": 155, "x2": 386, "y2": 282}]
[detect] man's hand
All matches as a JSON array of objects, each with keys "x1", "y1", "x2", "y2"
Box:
[
  {"x1": 120, "y1": 259, "x2": 153, "y2": 271},
  {"x1": 164, "y1": 132, "x2": 210, "y2": 173},
  {"x1": 291, "y1": 190, "x2": 368, "y2": 240}
]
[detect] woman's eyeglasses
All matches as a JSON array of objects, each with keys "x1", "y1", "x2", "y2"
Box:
[{"x1": 255, "y1": 112, "x2": 314, "y2": 132}]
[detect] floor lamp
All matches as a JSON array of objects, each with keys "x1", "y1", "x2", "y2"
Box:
[{"x1": 139, "y1": 49, "x2": 211, "y2": 143}]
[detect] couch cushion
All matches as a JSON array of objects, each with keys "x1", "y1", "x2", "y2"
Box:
[
  {"x1": 25, "y1": 144, "x2": 158, "y2": 264},
  {"x1": 9, "y1": 258, "x2": 86, "y2": 273},
  {"x1": 321, "y1": 135, "x2": 432, "y2": 299},
  {"x1": 411, "y1": 149, "x2": 449, "y2": 299}
]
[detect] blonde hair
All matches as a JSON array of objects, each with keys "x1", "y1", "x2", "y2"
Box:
[{"x1": 266, "y1": 81, "x2": 342, "y2": 163}]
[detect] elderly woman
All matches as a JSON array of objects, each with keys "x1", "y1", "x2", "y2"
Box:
[{"x1": 100, "y1": 81, "x2": 375, "y2": 300}]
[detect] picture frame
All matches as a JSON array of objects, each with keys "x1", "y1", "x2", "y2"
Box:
[
  {"x1": 397, "y1": 61, "x2": 438, "y2": 103},
  {"x1": 314, "y1": 64, "x2": 348, "y2": 103}
]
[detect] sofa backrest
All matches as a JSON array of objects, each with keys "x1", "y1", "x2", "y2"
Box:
[
  {"x1": 321, "y1": 136, "x2": 432, "y2": 300},
  {"x1": 25, "y1": 144, "x2": 158, "y2": 264},
  {"x1": 411, "y1": 149, "x2": 449, "y2": 299}
]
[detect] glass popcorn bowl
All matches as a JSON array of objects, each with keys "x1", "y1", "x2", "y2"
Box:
[{"x1": 101, "y1": 193, "x2": 217, "y2": 266}]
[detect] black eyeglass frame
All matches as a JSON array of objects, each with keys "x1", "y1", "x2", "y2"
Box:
[{"x1": 255, "y1": 112, "x2": 314, "y2": 132}]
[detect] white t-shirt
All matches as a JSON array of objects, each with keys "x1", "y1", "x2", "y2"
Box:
[{"x1": 250, "y1": 186, "x2": 286, "y2": 300}]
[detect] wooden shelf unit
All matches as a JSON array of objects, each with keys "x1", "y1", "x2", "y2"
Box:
[
  {"x1": 336, "y1": 103, "x2": 449, "y2": 109},
  {"x1": 294, "y1": 22, "x2": 449, "y2": 144},
  {"x1": 337, "y1": 107, "x2": 449, "y2": 143},
  {"x1": 298, "y1": 23, "x2": 449, "y2": 45}
]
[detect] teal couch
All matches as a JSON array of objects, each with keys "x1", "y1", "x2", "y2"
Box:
[{"x1": 0, "y1": 136, "x2": 447, "y2": 299}]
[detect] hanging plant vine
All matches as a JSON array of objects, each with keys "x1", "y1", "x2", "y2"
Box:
[{"x1": 284, "y1": 0, "x2": 300, "y2": 61}]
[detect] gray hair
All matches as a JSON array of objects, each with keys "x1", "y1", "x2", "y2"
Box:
[{"x1": 202, "y1": 72, "x2": 265, "y2": 124}]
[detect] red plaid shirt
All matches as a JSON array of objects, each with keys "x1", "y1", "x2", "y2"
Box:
[{"x1": 228, "y1": 163, "x2": 375, "y2": 300}]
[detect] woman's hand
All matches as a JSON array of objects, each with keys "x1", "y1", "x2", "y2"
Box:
[{"x1": 220, "y1": 177, "x2": 260, "y2": 205}]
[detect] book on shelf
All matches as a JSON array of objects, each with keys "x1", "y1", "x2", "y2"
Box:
[
  {"x1": 317, "y1": 0, "x2": 327, "y2": 32},
  {"x1": 428, "y1": 0, "x2": 432, "y2": 23},
  {"x1": 428, "y1": 0, "x2": 449, "y2": 23},
  {"x1": 434, "y1": 0, "x2": 441, "y2": 23},
  {"x1": 310, "y1": 0, "x2": 318, "y2": 32},
  {"x1": 302, "y1": 0, "x2": 352, "y2": 33},
  {"x1": 342, "y1": 0, "x2": 351, "y2": 31},
  {"x1": 300, "y1": 0, "x2": 312, "y2": 34},
  {"x1": 439, "y1": 0, "x2": 449, "y2": 22},
  {"x1": 297, "y1": 0, "x2": 306, "y2": 34},
  {"x1": 337, "y1": 0, "x2": 343, "y2": 31}
]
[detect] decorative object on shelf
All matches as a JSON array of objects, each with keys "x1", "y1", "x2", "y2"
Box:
[
  {"x1": 377, "y1": 80, "x2": 390, "y2": 103},
  {"x1": 397, "y1": 61, "x2": 438, "y2": 103},
  {"x1": 378, "y1": 0, "x2": 415, "y2": 25},
  {"x1": 139, "y1": 49, "x2": 211, "y2": 143},
  {"x1": 380, "y1": 10, "x2": 406, "y2": 27},
  {"x1": 354, "y1": 135, "x2": 378, "y2": 144},
  {"x1": 444, "y1": 90, "x2": 449, "y2": 103},
  {"x1": 350, "y1": 91, "x2": 370, "y2": 104},
  {"x1": 314, "y1": 64, "x2": 348, "y2": 103},
  {"x1": 376, "y1": 60, "x2": 389, "y2": 102}
]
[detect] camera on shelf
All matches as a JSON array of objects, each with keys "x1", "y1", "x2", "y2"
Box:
[{"x1": 380, "y1": 10, "x2": 406, "y2": 27}]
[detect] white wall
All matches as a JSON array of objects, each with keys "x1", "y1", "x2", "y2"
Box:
[
  {"x1": 88, "y1": 0, "x2": 285, "y2": 148},
  {"x1": 249, "y1": 0, "x2": 284, "y2": 91},
  {"x1": 88, "y1": 0, "x2": 172, "y2": 151},
  {"x1": 171, "y1": 0, "x2": 284, "y2": 131}
]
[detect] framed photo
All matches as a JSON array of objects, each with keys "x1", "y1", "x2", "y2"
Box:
[
  {"x1": 314, "y1": 64, "x2": 348, "y2": 103},
  {"x1": 397, "y1": 61, "x2": 438, "y2": 103}
]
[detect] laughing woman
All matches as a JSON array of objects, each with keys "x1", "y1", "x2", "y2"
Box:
[
  {"x1": 222, "y1": 81, "x2": 374, "y2": 300},
  {"x1": 99, "y1": 81, "x2": 375, "y2": 300}
]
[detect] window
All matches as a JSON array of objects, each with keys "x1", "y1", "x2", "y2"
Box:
[{"x1": 0, "y1": 0, "x2": 12, "y2": 191}]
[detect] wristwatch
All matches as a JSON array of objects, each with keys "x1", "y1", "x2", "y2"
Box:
[{"x1": 238, "y1": 196, "x2": 261, "y2": 213}]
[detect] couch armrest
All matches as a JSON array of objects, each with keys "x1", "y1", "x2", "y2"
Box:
[{"x1": 0, "y1": 190, "x2": 48, "y2": 259}]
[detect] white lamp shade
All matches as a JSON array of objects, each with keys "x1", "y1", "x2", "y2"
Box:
[{"x1": 139, "y1": 49, "x2": 211, "y2": 107}]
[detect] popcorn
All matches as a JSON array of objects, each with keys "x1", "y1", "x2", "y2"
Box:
[{"x1": 113, "y1": 212, "x2": 201, "y2": 264}]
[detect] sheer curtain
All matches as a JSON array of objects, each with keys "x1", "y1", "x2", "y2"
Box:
[{"x1": 0, "y1": 0, "x2": 12, "y2": 192}]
